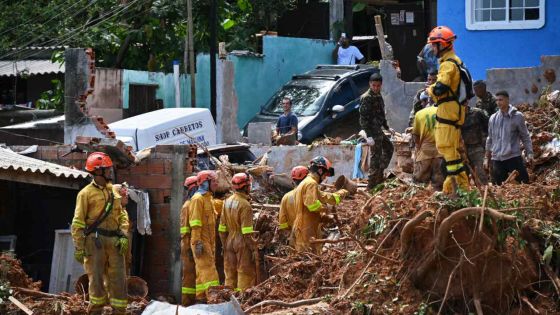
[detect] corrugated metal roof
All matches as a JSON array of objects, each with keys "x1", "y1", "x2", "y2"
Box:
[
  {"x1": 0, "y1": 60, "x2": 65, "y2": 77},
  {"x1": 0, "y1": 147, "x2": 89, "y2": 180}
]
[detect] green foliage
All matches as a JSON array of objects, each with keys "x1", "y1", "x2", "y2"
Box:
[
  {"x1": 352, "y1": 3, "x2": 367, "y2": 12},
  {"x1": 435, "y1": 188, "x2": 482, "y2": 211},
  {"x1": 414, "y1": 302, "x2": 428, "y2": 315},
  {"x1": 344, "y1": 250, "x2": 361, "y2": 265},
  {"x1": 370, "y1": 178, "x2": 399, "y2": 195},
  {"x1": 536, "y1": 221, "x2": 560, "y2": 266},
  {"x1": 36, "y1": 79, "x2": 64, "y2": 111},
  {"x1": 0, "y1": 280, "x2": 12, "y2": 305},
  {"x1": 0, "y1": 0, "x2": 297, "y2": 72},
  {"x1": 351, "y1": 300, "x2": 367, "y2": 314},
  {"x1": 363, "y1": 214, "x2": 386, "y2": 238}
]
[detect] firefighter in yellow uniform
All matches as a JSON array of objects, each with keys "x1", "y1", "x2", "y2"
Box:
[
  {"x1": 278, "y1": 166, "x2": 309, "y2": 232},
  {"x1": 71, "y1": 152, "x2": 129, "y2": 315},
  {"x1": 180, "y1": 176, "x2": 198, "y2": 305},
  {"x1": 292, "y1": 156, "x2": 348, "y2": 254},
  {"x1": 188, "y1": 170, "x2": 220, "y2": 301},
  {"x1": 426, "y1": 26, "x2": 470, "y2": 193},
  {"x1": 218, "y1": 173, "x2": 256, "y2": 291}
]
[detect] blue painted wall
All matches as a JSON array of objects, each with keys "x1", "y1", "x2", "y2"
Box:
[
  {"x1": 438, "y1": 1, "x2": 560, "y2": 80},
  {"x1": 122, "y1": 36, "x2": 336, "y2": 128},
  {"x1": 194, "y1": 36, "x2": 335, "y2": 127}
]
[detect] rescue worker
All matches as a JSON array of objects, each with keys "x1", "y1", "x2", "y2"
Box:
[
  {"x1": 473, "y1": 80, "x2": 497, "y2": 116},
  {"x1": 218, "y1": 173, "x2": 256, "y2": 291},
  {"x1": 291, "y1": 156, "x2": 349, "y2": 254},
  {"x1": 461, "y1": 106, "x2": 489, "y2": 185},
  {"x1": 411, "y1": 105, "x2": 444, "y2": 191},
  {"x1": 426, "y1": 26, "x2": 470, "y2": 194},
  {"x1": 278, "y1": 166, "x2": 309, "y2": 234},
  {"x1": 112, "y1": 183, "x2": 132, "y2": 275},
  {"x1": 409, "y1": 70, "x2": 438, "y2": 126},
  {"x1": 188, "y1": 170, "x2": 220, "y2": 301},
  {"x1": 359, "y1": 73, "x2": 394, "y2": 190},
  {"x1": 180, "y1": 176, "x2": 198, "y2": 305},
  {"x1": 71, "y1": 152, "x2": 129, "y2": 315}
]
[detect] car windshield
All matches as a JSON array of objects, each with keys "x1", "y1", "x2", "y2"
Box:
[{"x1": 261, "y1": 80, "x2": 334, "y2": 116}]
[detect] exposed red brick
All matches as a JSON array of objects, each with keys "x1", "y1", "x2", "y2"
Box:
[
  {"x1": 132, "y1": 174, "x2": 172, "y2": 189},
  {"x1": 151, "y1": 204, "x2": 171, "y2": 224},
  {"x1": 149, "y1": 189, "x2": 171, "y2": 204},
  {"x1": 147, "y1": 160, "x2": 165, "y2": 174}
]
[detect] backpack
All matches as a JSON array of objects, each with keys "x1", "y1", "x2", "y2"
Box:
[{"x1": 445, "y1": 58, "x2": 474, "y2": 104}]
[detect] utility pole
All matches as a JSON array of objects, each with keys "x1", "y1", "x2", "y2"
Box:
[
  {"x1": 187, "y1": 0, "x2": 196, "y2": 107},
  {"x1": 185, "y1": 0, "x2": 196, "y2": 107},
  {"x1": 209, "y1": 0, "x2": 217, "y2": 121}
]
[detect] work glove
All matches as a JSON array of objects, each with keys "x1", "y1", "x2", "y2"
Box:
[
  {"x1": 366, "y1": 137, "x2": 375, "y2": 146},
  {"x1": 335, "y1": 189, "x2": 349, "y2": 199},
  {"x1": 483, "y1": 158, "x2": 489, "y2": 172},
  {"x1": 194, "y1": 240, "x2": 204, "y2": 257},
  {"x1": 74, "y1": 249, "x2": 85, "y2": 264},
  {"x1": 115, "y1": 237, "x2": 129, "y2": 256}
]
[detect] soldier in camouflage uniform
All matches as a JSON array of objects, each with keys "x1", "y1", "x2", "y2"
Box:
[
  {"x1": 461, "y1": 106, "x2": 489, "y2": 184},
  {"x1": 409, "y1": 71, "x2": 438, "y2": 126},
  {"x1": 359, "y1": 73, "x2": 394, "y2": 190},
  {"x1": 473, "y1": 80, "x2": 497, "y2": 116}
]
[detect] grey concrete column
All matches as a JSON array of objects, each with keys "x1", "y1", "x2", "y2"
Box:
[
  {"x1": 169, "y1": 146, "x2": 186, "y2": 301},
  {"x1": 216, "y1": 59, "x2": 242, "y2": 144},
  {"x1": 63, "y1": 48, "x2": 104, "y2": 144}
]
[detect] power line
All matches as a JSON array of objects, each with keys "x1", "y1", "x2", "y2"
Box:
[
  {"x1": 0, "y1": 0, "x2": 144, "y2": 68},
  {"x1": 0, "y1": 129, "x2": 64, "y2": 145},
  {"x1": 0, "y1": 0, "x2": 113, "y2": 60},
  {"x1": 0, "y1": 0, "x2": 76, "y2": 38}
]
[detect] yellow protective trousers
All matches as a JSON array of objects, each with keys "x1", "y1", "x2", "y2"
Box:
[
  {"x1": 181, "y1": 235, "x2": 196, "y2": 305},
  {"x1": 223, "y1": 236, "x2": 256, "y2": 291},
  {"x1": 83, "y1": 234, "x2": 127, "y2": 315},
  {"x1": 434, "y1": 123, "x2": 469, "y2": 193}
]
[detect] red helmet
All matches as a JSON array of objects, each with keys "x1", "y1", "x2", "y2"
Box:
[
  {"x1": 291, "y1": 166, "x2": 309, "y2": 181},
  {"x1": 232, "y1": 173, "x2": 252, "y2": 190},
  {"x1": 310, "y1": 156, "x2": 334, "y2": 177},
  {"x1": 85, "y1": 152, "x2": 113, "y2": 172},
  {"x1": 427, "y1": 26, "x2": 456, "y2": 49},
  {"x1": 184, "y1": 176, "x2": 198, "y2": 190},
  {"x1": 196, "y1": 170, "x2": 217, "y2": 185}
]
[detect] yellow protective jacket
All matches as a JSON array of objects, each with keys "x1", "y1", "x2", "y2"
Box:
[
  {"x1": 180, "y1": 200, "x2": 192, "y2": 244},
  {"x1": 213, "y1": 198, "x2": 224, "y2": 217},
  {"x1": 292, "y1": 174, "x2": 342, "y2": 253},
  {"x1": 71, "y1": 181, "x2": 129, "y2": 252},
  {"x1": 188, "y1": 192, "x2": 216, "y2": 248},
  {"x1": 428, "y1": 50, "x2": 465, "y2": 126},
  {"x1": 278, "y1": 189, "x2": 296, "y2": 230},
  {"x1": 218, "y1": 192, "x2": 254, "y2": 239}
]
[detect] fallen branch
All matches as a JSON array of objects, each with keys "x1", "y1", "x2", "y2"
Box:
[
  {"x1": 400, "y1": 210, "x2": 432, "y2": 257},
  {"x1": 504, "y1": 170, "x2": 520, "y2": 184},
  {"x1": 437, "y1": 256, "x2": 464, "y2": 315},
  {"x1": 13, "y1": 287, "x2": 70, "y2": 300},
  {"x1": 310, "y1": 237, "x2": 353, "y2": 244},
  {"x1": 521, "y1": 295, "x2": 540, "y2": 314},
  {"x1": 245, "y1": 297, "x2": 324, "y2": 313},
  {"x1": 340, "y1": 254, "x2": 376, "y2": 299}
]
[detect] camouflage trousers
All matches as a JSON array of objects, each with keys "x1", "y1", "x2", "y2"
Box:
[
  {"x1": 368, "y1": 134, "x2": 394, "y2": 189},
  {"x1": 466, "y1": 145, "x2": 487, "y2": 185}
]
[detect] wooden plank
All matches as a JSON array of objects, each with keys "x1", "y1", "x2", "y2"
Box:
[
  {"x1": 374, "y1": 15, "x2": 389, "y2": 60},
  {"x1": 8, "y1": 296, "x2": 33, "y2": 315}
]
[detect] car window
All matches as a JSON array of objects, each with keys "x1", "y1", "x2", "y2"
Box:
[
  {"x1": 329, "y1": 81, "x2": 355, "y2": 107},
  {"x1": 353, "y1": 72, "x2": 371, "y2": 96},
  {"x1": 262, "y1": 80, "x2": 333, "y2": 116}
]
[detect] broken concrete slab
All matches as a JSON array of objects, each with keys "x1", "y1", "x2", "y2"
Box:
[
  {"x1": 248, "y1": 122, "x2": 273, "y2": 145},
  {"x1": 380, "y1": 60, "x2": 424, "y2": 132}
]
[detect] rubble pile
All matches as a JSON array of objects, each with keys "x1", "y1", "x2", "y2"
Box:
[
  {"x1": 241, "y1": 174, "x2": 560, "y2": 314},
  {"x1": 0, "y1": 255, "x2": 148, "y2": 314}
]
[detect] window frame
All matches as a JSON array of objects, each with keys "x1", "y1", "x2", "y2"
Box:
[{"x1": 465, "y1": 0, "x2": 545, "y2": 30}]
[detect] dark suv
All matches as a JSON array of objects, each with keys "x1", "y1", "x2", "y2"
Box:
[{"x1": 244, "y1": 64, "x2": 379, "y2": 144}]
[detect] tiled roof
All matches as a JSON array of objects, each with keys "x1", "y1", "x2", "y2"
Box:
[
  {"x1": 0, "y1": 59, "x2": 64, "y2": 77},
  {"x1": 0, "y1": 147, "x2": 89, "y2": 179}
]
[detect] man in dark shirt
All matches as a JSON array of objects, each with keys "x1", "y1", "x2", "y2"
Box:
[
  {"x1": 359, "y1": 73, "x2": 394, "y2": 190},
  {"x1": 473, "y1": 80, "x2": 497, "y2": 116},
  {"x1": 275, "y1": 97, "x2": 298, "y2": 145}
]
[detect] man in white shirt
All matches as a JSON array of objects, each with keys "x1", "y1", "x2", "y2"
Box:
[{"x1": 333, "y1": 36, "x2": 364, "y2": 65}]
